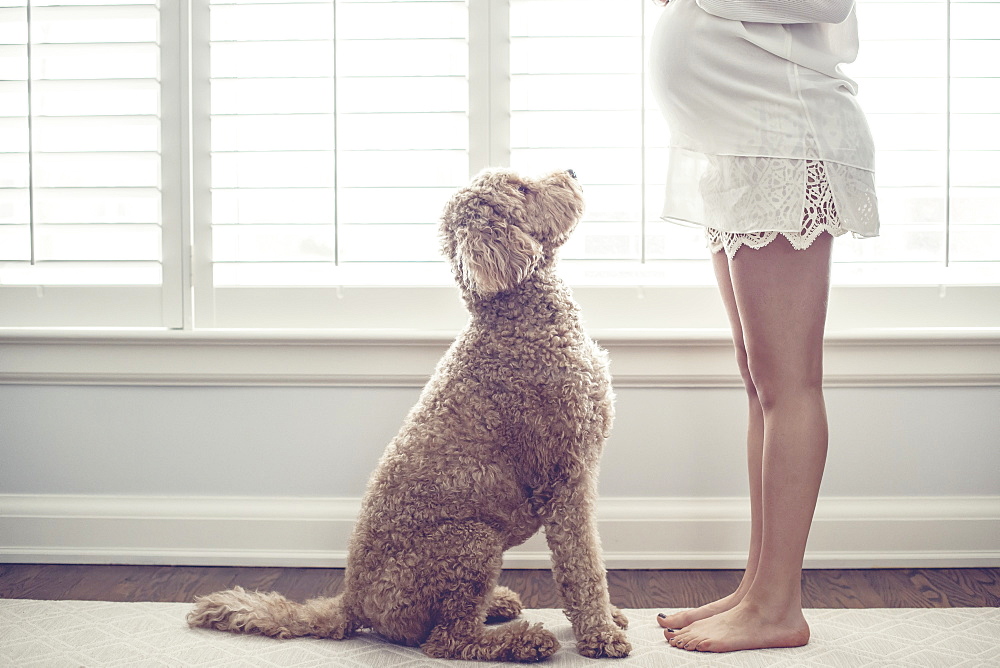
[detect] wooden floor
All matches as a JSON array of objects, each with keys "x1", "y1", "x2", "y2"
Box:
[{"x1": 1, "y1": 565, "x2": 998, "y2": 609}]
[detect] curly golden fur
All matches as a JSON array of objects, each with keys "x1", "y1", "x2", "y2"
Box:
[{"x1": 187, "y1": 168, "x2": 631, "y2": 662}]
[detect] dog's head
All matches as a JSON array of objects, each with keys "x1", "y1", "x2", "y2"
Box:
[{"x1": 440, "y1": 168, "x2": 584, "y2": 297}]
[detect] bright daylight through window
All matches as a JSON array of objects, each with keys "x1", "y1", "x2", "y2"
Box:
[{"x1": 0, "y1": 0, "x2": 997, "y2": 328}]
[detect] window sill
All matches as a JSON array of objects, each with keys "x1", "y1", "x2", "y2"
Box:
[{"x1": 2, "y1": 324, "x2": 998, "y2": 389}]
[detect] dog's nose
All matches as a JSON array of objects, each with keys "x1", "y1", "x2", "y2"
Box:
[{"x1": 567, "y1": 169, "x2": 577, "y2": 180}]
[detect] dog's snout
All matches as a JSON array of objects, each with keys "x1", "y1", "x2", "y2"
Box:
[{"x1": 567, "y1": 169, "x2": 577, "y2": 180}]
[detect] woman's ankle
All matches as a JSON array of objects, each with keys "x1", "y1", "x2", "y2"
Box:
[{"x1": 737, "y1": 588, "x2": 805, "y2": 624}]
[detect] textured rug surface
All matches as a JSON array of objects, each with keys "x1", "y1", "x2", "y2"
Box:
[{"x1": 1, "y1": 599, "x2": 998, "y2": 667}]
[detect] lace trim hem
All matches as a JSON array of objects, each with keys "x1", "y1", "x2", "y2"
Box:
[
  {"x1": 705, "y1": 160, "x2": 850, "y2": 259},
  {"x1": 706, "y1": 225, "x2": 848, "y2": 259}
]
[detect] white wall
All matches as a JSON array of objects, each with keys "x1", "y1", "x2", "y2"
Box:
[
  {"x1": 2, "y1": 376, "x2": 998, "y2": 568},
  {"x1": 3, "y1": 384, "x2": 999, "y2": 498}
]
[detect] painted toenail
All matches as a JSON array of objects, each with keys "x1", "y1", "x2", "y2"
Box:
[
  {"x1": 667, "y1": 628, "x2": 679, "y2": 632},
  {"x1": 657, "y1": 613, "x2": 666, "y2": 618}
]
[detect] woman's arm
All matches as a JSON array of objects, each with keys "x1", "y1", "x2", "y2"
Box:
[{"x1": 695, "y1": 0, "x2": 855, "y2": 24}]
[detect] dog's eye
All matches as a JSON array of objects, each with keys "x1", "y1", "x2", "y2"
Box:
[{"x1": 516, "y1": 184, "x2": 530, "y2": 195}]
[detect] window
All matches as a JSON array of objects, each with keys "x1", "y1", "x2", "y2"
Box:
[
  {"x1": 1, "y1": 0, "x2": 997, "y2": 329},
  {"x1": 1, "y1": 0, "x2": 180, "y2": 326},
  {"x1": 845, "y1": 0, "x2": 1000, "y2": 283}
]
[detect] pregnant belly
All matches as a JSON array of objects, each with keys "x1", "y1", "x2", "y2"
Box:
[
  {"x1": 650, "y1": 0, "x2": 758, "y2": 117},
  {"x1": 648, "y1": 0, "x2": 805, "y2": 153}
]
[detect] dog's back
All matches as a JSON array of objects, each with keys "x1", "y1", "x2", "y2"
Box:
[{"x1": 343, "y1": 267, "x2": 613, "y2": 642}]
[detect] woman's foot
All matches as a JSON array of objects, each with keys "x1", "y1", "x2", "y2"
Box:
[
  {"x1": 655, "y1": 589, "x2": 745, "y2": 631},
  {"x1": 662, "y1": 601, "x2": 809, "y2": 653}
]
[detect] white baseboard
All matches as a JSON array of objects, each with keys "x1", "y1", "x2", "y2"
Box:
[{"x1": 2, "y1": 494, "x2": 998, "y2": 569}]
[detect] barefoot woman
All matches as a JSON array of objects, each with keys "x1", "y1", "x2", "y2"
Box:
[{"x1": 648, "y1": 0, "x2": 880, "y2": 653}]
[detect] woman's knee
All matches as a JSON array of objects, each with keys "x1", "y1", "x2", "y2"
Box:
[
  {"x1": 744, "y1": 344, "x2": 822, "y2": 403},
  {"x1": 750, "y1": 363, "x2": 823, "y2": 411}
]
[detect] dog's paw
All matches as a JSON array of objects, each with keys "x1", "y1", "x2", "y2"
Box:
[
  {"x1": 610, "y1": 606, "x2": 629, "y2": 629},
  {"x1": 509, "y1": 622, "x2": 560, "y2": 662},
  {"x1": 424, "y1": 620, "x2": 560, "y2": 663},
  {"x1": 576, "y1": 626, "x2": 632, "y2": 659},
  {"x1": 486, "y1": 586, "x2": 524, "y2": 623}
]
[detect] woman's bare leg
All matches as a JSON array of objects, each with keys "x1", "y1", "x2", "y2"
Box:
[
  {"x1": 656, "y1": 248, "x2": 765, "y2": 630},
  {"x1": 664, "y1": 233, "x2": 833, "y2": 652}
]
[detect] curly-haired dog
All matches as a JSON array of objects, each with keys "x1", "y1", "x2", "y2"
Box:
[{"x1": 187, "y1": 168, "x2": 630, "y2": 662}]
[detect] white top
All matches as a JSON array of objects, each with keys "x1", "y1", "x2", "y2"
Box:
[
  {"x1": 650, "y1": 0, "x2": 880, "y2": 237},
  {"x1": 698, "y1": 0, "x2": 856, "y2": 25}
]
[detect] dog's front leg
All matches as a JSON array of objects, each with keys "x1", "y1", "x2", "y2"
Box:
[{"x1": 540, "y1": 477, "x2": 631, "y2": 659}]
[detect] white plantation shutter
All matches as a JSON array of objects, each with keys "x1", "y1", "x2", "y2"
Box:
[
  {"x1": 0, "y1": 0, "x2": 30, "y2": 271},
  {"x1": 0, "y1": 0, "x2": 997, "y2": 328},
  {"x1": 509, "y1": 0, "x2": 706, "y2": 283},
  {"x1": 510, "y1": 0, "x2": 647, "y2": 266},
  {"x1": 939, "y1": 0, "x2": 999, "y2": 269},
  {"x1": 840, "y1": 0, "x2": 1000, "y2": 281},
  {"x1": 0, "y1": 0, "x2": 179, "y2": 326},
  {"x1": 208, "y1": 0, "x2": 468, "y2": 288}
]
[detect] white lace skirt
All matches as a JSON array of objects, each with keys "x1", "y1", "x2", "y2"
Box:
[{"x1": 661, "y1": 152, "x2": 880, "y2": 259}]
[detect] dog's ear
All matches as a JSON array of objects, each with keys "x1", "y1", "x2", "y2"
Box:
[{"x1": 455, "y1": 202, "x2": 542, "y2": 296}]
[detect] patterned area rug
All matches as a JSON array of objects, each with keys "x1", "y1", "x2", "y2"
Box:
[{"x1": 1, "y1": 599, "x2": 998, "y2": 667}]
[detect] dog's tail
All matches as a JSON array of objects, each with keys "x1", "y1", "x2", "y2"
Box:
[{"x1": 187, "y1": 586, "x2": 356, "y2": 640}]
